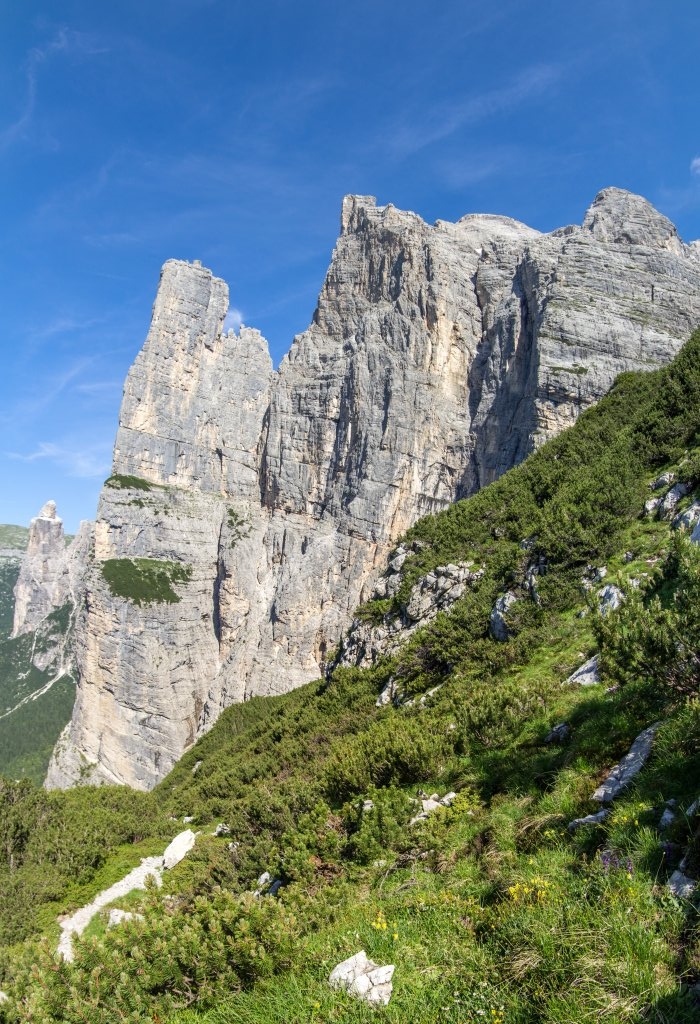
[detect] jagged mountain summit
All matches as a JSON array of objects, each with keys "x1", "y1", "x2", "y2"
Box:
[{"x1": 44, "y1": 186, "x2": 700, "y2": 791}]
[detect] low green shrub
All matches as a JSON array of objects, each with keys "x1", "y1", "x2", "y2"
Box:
[
  {"x1": 101, "y1": 557, "x2": 192, "y2": 604},
  {"x1": 103, "y1": 473, "x2": 153, "y2": 490}
]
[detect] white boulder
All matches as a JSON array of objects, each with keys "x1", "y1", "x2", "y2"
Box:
[
  {"x1": 329, "y1": 950, "x2": 395, "y2": 1005},
  {"x1": 163, "y1": 829, "x2": 197, "y2": 869}
]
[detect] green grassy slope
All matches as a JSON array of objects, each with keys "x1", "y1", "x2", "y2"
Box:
[
  {"x1": 0, "y1": 560, "x2": 21, "y2": 642},
  {"x1": 2, "y1": 332, "x2": 700, "y2": 1022},
  {"x1": 0, "y1": 526, "x2": 28, "y2": 642},
  {"x1": 0, "y1": 526, "x2": 76, "y2": 785},
  {"x1": 0, "y1": 604, "x2": 76, "y2": 785},
  {"x1": 0, "y1": 525, "x2": 29, "y2": 551}
]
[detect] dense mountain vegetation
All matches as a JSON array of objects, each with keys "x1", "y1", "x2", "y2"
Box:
[
  {"x1": 0, "y1": 527, "x2": 76, "y2": 785},
  {"x1": 2, "y1": 331, "x2": 700, "y2": 1022}
]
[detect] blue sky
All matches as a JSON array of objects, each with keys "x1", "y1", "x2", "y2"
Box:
[{"x1": 2, "y1": 0, "x2": 700, "y2": 533}]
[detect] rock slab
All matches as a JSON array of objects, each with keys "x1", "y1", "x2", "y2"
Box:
[
  {"x1": 592, "y1": 723, "x2": 662, "y2": 803},
  {"x1": 162, "y1": 829, "x2": 197, "y2": 869}
]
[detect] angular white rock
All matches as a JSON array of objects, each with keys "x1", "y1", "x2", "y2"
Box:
[
  {"x1": 651, "y1": 472, "x2": 676, "y2": 491},
  {"x1": 563, "y1": 655, "x2": 600, "y2": 687},
  {"x1": 568, "y1": 808, "x2": 610, "y2": 832},
  {"x1": 592, "y1": 723, "x2": 662, "y2": 803},
  {"x1": 598, "y1": 585, "x2": 623, "y2": 615},
  {"x1": 329, "y1": 950, "x2": 395, "y2": 1006},
  {"x1": 163, "y1": 829, "x2": 197, "y2": 869},
  {"x1": 490, "y1": 592, "x2": 517, "y2": 641},
  {"x1": 660, "y1": 482, "x2": 690, "y2": 518},
  {"x1": 672, "y1": 501, "x2": 700, "y2": 531}
]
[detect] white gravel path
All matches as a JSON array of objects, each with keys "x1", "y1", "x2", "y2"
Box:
[{"x1": 57, "y1": 856, "x2": 163, "y2": 961}]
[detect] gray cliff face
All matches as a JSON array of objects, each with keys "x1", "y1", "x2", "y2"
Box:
[{"x1": 47, "y1": 187, "x2": 700, "y2": 791}]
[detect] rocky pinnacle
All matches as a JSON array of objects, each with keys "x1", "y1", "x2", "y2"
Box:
[{"x1": 12, "y1": 501, "x2": 70, "y2": 636}]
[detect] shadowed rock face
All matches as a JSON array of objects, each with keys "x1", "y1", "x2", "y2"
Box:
[{"x1": 47, "y1": 187, "x2": 700, "y2": 791}]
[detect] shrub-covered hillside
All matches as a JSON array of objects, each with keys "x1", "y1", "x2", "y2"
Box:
[
  {"x1": 0, "y1": 523, "x2": 75, "y2": 785},
  {"x1": 2, "y1": 331, "x2": 700, "y2": 1022}
]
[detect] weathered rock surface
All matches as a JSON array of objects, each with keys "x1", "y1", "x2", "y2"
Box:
[
  {"x1": 563, "y1": 655, "x2": 600, "y2": 688},
  {"x1": 410, "y1": 790, "x2": 457, "y2": 825},
  {"x1": 568, "y1": 808, "x2": 610, "y2": 832},
  {"x1": 545, "y1": 722, "x2": 571, "y2": 744},
  {"x1": 667, "y1": 870, "x2": 696, "y2": 898},
  {"x1": 598, "y1": 584, "x2": 623, "y2": 615},
  {"x1": 48, "y1": 188, "x2": 700, "y2": 790},
  {"x1": 339, "y1": 560, "x2": 483, "y2": 670},
  {"x1": 329, "y1": 951, "x2": 395, "y2": 1005},
  {"x1": 592, "y1": 723, "x2": 662, "y2": 803},
  {"x1": 673, "y1": 500, "x2": 700, "y2": 531},
  {"x1": 659, "y1": 482, "x2": 691, "y2": 519},
  {"x1": 162, "y1": 829, "x2": 197, "y2": 869},
  {"x1": 490, "y1": 591, "x2": 518, "y2": 641},
  {"x1": 12, "y1": 509, "x2": 92, "y2": 633}
]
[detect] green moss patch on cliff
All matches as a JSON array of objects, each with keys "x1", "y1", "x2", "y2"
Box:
[
  {"x1": 103, "y1": 474, "x2": 154, "y2": 491},
  {"x1": 101, "y1": 558, "x2": 192, "y2": 605}
]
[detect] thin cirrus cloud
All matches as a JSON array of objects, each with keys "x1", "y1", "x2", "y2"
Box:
[
  {"x1": 0, "y1": 28, "x2": 108, "y2": 153},
  {"x1": 0, "y1": 359, "x2": 96, "y2": 429},
  {"x1": 385, "y1": 63, "x2": 563, "y2": 161},
  {"x1": 691, "y1": 157, "x2": 700, "y2": 177},
  {"x1": 8, "y1": 441, "x2": 112, "y2": 479}
]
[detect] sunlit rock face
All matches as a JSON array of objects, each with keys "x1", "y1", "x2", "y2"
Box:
[{"x1": 47, "y1": 187, "x2": 700, "y2": 790}]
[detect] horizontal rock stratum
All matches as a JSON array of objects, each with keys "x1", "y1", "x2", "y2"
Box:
[{"x1": 46, "y1": 187, "x2": 700, "y2": 790}]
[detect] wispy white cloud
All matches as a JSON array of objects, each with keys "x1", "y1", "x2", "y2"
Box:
[
  {"x1": 25, "y1": 314, "x2": 104, "y2": 346},
  {"x1": 0, "y1": 358, "x2": 95, "y2": 428},
  {"x1": 0, "y1": 28, "x2": 108, "y2": 153},
  {"x1": 8, "y1": 441, "x2": 112, "y2": 479},
  {"x1": 386, "y1": 63, "x2": 563, "y2": 160},
  {"x1": 691, "y1": 156, "x2": 700, "y2": 177},
  {"x1": 74, "y1": 380, "x2": 122, "y2": 396},
  {"x1": 223, "y1": 307, "x2": 244, "y2": 333}
]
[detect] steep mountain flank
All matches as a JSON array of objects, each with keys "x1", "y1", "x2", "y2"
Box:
[
  {"x1": 0, "y1": 507, "x2": 91, "y2": 782},
  {"x1": 48, "y1": 187, "x2": 700, "y2": 790},
  {"x1": 0, "y1": 525, "x2": 28, "y2": 643}
]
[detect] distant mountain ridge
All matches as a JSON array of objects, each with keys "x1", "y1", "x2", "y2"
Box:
[
  {"x1": 0, "y1": 513, "x2": 83, "y2": 783},
  {"x1": 35, "y1": 186, "x2": 700, "y2": 791}
]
